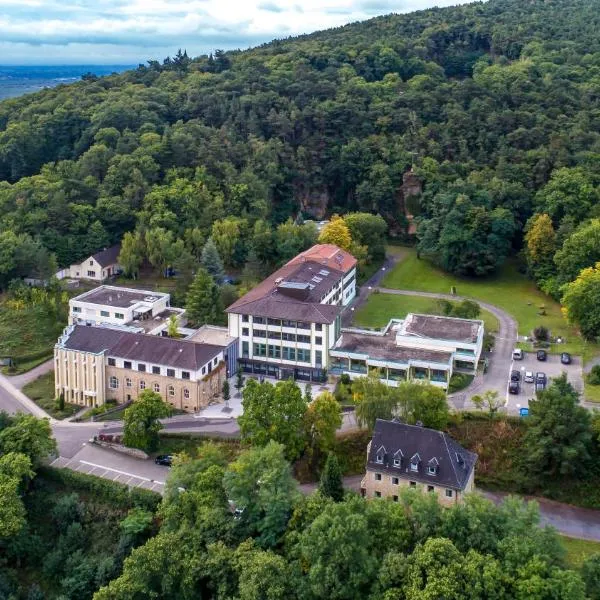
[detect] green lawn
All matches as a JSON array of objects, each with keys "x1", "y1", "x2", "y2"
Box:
[
  {"x1": 584, "y1": 380, "x2": 600, "y2": 403},
  {"x1": 22, "y1": 371, "x2": 80, "y2": 420},
  {"x1": 354, "y1": 292, "x2": 500, "y2": 333},
  {"x1": 560, "y1": 535, "x2": 600, "y2": 569},
  {"x1": 381, "y1": 249, "x2": 598, "y2": 361}
]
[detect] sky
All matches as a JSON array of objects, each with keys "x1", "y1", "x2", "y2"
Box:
[{"x1": 0, "y1": 0, "x2": 470, "y2": 66}]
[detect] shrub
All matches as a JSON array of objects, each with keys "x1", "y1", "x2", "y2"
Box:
[
  {"x1": 448, "y1": 373, "x2": 473, "y2": 393},
  {"x1": 588, "y1": 365, "x2": 600, "y2": 386},
  {"x1": 533, "y1": 325, "x2": 550, "y2": 341}
]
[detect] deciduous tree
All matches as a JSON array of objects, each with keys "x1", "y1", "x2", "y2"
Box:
[
  {"x1": 318, "y1": 215, "x2": 352, "y2": 251},
  {"x1": 561, "y1": 262, "x2": 600, "y2": 339},
  {"x1": 123, "y1": 390, "x2": 171, "y2": 452}
]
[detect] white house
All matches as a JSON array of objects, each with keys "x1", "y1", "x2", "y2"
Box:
[{"x1": 58, "y1": 244, "x2": 121, "y2": 282}]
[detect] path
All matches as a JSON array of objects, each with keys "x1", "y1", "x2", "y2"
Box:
[
  {"x1": 9, "y1": 358, "x2": 54, "y2": 390},
  {"x1": 374, "y1": 287, "x2": 518, "y2": 410}
]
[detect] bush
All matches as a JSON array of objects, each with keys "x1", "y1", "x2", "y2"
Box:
[
  {"x1": 533, "y1": 325, "x2": 550, "y2": 341},
  {"x1": 588, "y1": 365, "x2": 600, "y2": 386},
  {"x1": 448, "y1": 373, "x2": 474, "y2": 393}
]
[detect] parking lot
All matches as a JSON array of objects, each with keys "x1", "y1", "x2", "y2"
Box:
[{"x1": 506, "y1": 351, "x2": 583, "y2": 412}]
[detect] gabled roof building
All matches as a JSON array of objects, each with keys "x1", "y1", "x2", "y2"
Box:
[{"x1": 361, "y1": 419, "x2": 477, "y2": 505}]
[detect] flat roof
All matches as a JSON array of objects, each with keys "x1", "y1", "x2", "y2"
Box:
[
  {"x1": 400, "y1": 314, "x2": 482, "y2": 344},
  {"x1": 188, "y1": 325, "x2": 236, "y2": 347},
  {"x1": 334, "y1": 329, "x2": 452, "y2": 366},
  {"x1": 72, "y1": 285, "x2": 169, "y2": 309}
]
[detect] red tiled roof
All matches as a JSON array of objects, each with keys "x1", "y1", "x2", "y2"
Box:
[{"x1": 287, "y1": 244, "x2": 357, "y2": 273}]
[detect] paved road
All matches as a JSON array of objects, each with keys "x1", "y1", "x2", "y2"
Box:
[{"x1": 376, "y1": 287, "x2": 518, "y2": 411}]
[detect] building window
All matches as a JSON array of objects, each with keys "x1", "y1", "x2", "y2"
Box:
[
  {"x1": 253, "y1": 317, "x2": 264, "y2": 324},
  {"x1": 153, "y1": 383, "x2": 160, "y2": 393},
  {"x1": 242, "y1": 341, "x2": 249, "y2": 358},
  {"x1": 202, "y1": 366, "x2": 206, "y2": 375},
  {"x1": 254, "y1": 343, "x2": 267, "y2": 357},
  {"x1": 184, "y1": 388, "x2": 190, "y2": 399},
  {"x1": 152, "y1": 366, "x2": 160, "y2": 375},
  {"x1": 428, "y1": 466, "x2": 438, "y2": 476},
  {"x1": 138, "y1": 363, "x2": 146, "y2": 372},
  {"x1": 167, "y1": 368, "x2": 175, "y2": 378},
  {"x1": 393, "y1": 458, "x2": 401, "y2": 467},
  {"x1": 168, "y1": 385, "x2": 175, "y2": 397},
  {"x1": 109, "y1": 376, "x2": 119, "y2": 389},
  {"x1": 242, "y1": 315, "x2": 249, "y2": 322},
  {"x1": 115, "y1": 313, "x2": 124, "y2": 319},
  {"x1": 100, "y1": 310, "x2": 109, "y2": 317},
  {"x1": 297, "y1": 349, "x2": 311, "y2": 363},
  {"x1": 315, "y1": 336, "x2": 322, "y2": 345},
  {"x1": 427, "y1": 485, "x2": 435, "y2": 493},
  {"x1": 125, "y1": 378, "x2": 132, "y2": 388},
  {"x1": 392, "y1": 495, "x2": 399, "y2": 502},
  {"x1": 72, "y1": 306, "x2": 81, "y2": 313},
  {"x1": 89, "y1": 260, "x2": 94, "y2": 266},
  {"x1": 375, "y1": 473, "x2": 382, "y2": 481},
  {"x1": 315, "y1": 323, "x2": 322, "y2": 331},
  {"x1": 108, "y1": 358, "x2": 116, "y2": 366},
  {"x1": 409, "y1": 481, "x2": 416, "y2": 488},
  {"x1": 267, "y1": 318, "x2": 281, "y2": 326},
  {"x1": 376, "y1": 453, "x2": 384, "y2": 464},
  {"x1": 213, "y1": 358, "x2": 217, "y2": 366},
  {"x1": 87, "y1": 270, "x2": 96, "y2": 277},
  {"x1": 445, "y1": 489, "x2": 453, "y2": 498},
  {"x1": 124, "y1": 361, "x2": 132, "y2": 369},
  {"x1": 392, "y1": 477, "x2": 399, "y2": 485},
  {"x1": 242, "y1": 327, "x2": 249, "y2": 336},
  {"x1": 268, "y1": 345, "x2": 281, "y2": 359},
  {"x1": 139, "y1": 380, "x2": 146, "y2": 390},
  {"x1": 315, "y1": 350, "x2": 322, "y2": 366},
  {"x1": 182, "y1": 371, "x2": 190, "y2": 380},
  {"x1": 374, "y1": 491, "x2": 381, "y2": 498}
]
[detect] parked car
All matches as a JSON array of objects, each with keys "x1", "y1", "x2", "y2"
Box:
[
  {"x1": 561, "y1": 352, "x2": 572, "y2": 365},
  {"x1": 524, "y1": 370, "x2": 534, "y2": 383},
  {"x1": 510, "y1": 370, "x2": 521, "y2": 382},
  {"x1": 536, "y1": 349, "x2": 547, "y2": 361},
  {"x1": 509, "y1": 381, "x2": 520, "y2": 394},
  {"x1": 512, "y1": 348, "x2": 523, "y2": 360},
  {"x1": 536, "y1": 372, "x2": 547, "y2": 383},
  {"x1": 535, "y1": 381, "x2": 547, "y2": 392},
  {"x1": 155, "y1": 455, "x2": 173, "y2": 467}
]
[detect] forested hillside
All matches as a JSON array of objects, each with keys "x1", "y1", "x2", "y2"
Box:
[{"x1": 1, "y1": 0, "x2": 600, "y2": 287}]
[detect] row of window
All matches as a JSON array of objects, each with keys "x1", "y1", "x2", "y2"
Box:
[
  {"x1": 108, "y1": 376, "x2": 191, "y2": 399},
  {"x1": 107, "y1": 357, "x2": 193, "y2": 379},
  {"x1": 242, "y1": 328, "x2": 321, "y2": 345},
  {"x1": 72, "y1": 306, "x2": 124, "y2": 320},
  {"x1": 251, "y1": 343, "x2": 312, "y2": 363},
  {"x1": 372, "y1": 476, "x2": 454, "y2": 498},
  {"x1": 241, "y1": 315, "x2": 321, "y2": 331}
]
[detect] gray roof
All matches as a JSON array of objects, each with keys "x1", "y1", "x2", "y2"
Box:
[
  {"x1": 367, "y1": 419, "x2": 477, "y2": 491},
  {"x1": 73, "y1": 286, "x2": 167, "y2": 309},
  {"x1": 62, "y1": 325, "x2": 222, "y2": 371},
  {"x1": 402, "y1": 314, "x2": 482, "y2": 344},
  {"x1": 226, "y1": 259, "x2": 343, "y2": 324},
  {"x1": 334, "y1": 330, "x2": 452, "y2": 366},
  {"x1": 92, "y1": 244, "x2": 121, "y2": 267}
]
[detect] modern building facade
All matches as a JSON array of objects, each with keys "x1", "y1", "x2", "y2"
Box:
[
  {"x1": 330, "y1": 314, "x2": 484, "y2": 389},
  {"x1": 54, "y1": 324, "x2": 225, "y2": 412},
  {"x1": 226, "y1": 244, "x2": 356, "y2": 381},
  {"x1": 69, "y1": 285, "x2": 185, "y2": 334},
  {"x1": 361, "y1": 419, "x2": 477, "y2": 506},
  {"x1": 57, "y1": 244, "x2": 122, "y2": 282}
]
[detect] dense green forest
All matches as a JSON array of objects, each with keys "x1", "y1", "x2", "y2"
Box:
[{"x1": 1, "y1": 0, "x2": 600, "y2": 295}]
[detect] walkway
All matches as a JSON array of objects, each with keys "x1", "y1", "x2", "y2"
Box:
[{"x1": 9, "y1": 358, "x2": 54, "y2": 390}]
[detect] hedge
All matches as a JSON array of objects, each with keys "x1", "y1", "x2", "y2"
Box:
[{"x1": 37, "y1": 466, "x2": 161, "y2": 512}]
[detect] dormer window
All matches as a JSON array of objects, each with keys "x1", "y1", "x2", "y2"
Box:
[
  {"x1": 393, "y1": 449, "x2": 403, "y2": 467},
  {"x1": 375, "y1": 445, "x2": 386, "y2": 464},
  {"x1": 410, "y1": 453, "x2": 421, "y2": 472},
  {"x1": 427, "y1": 457, "x2": 439, "y2": 476}
]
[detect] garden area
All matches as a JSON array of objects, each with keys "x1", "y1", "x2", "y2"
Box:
[
  {"x1": 381, "y1": 249, "x2": 597, "y2": 360},
  {"x1": 22, "y1": 371, "x2": 80, "y2": 419}
]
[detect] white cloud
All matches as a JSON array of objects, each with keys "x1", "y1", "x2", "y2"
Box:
[{"x1": 0, "y1": 0, "x2": 473, "y2": 64}]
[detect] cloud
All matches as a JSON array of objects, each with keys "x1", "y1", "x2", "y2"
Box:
[{"x1": 0, "y1": 0, "x2": 476, "y2": 65}]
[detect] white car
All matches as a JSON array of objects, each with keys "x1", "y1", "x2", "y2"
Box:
[
  {"x1": 524, "y1": 371, "x2": 534, "y2": 383},
  {"x1": 512, "y1": 348, "x2": 523, "y2": 360}
]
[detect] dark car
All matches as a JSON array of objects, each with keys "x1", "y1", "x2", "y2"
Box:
[
  {"x1": 154, "y1": 455, "x2": 173, "y2": 467},
  {"x1": 509, "y1": 381, "x2": 520, "y2": 394},
  {"x1": 535, "y1": 372, "x2": 547, "y2": 383},
  {"x1": 536, "y1": 350, "x2": 547, "y2": 361},
  {"x1": 510, "y1": 370, "x2": 521, "y2": 382},
  {"x1": 535, "y1": 381, "x2": 547, "y2": 392},
  {"x1": 561, "y1": 352, "x2": 572, "y2": 365}
]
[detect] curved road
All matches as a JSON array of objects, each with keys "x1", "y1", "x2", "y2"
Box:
[{"x1": 375, "y1": 287, "x2": 518, "y2": 410}]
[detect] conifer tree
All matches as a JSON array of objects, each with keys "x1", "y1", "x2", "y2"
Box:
[
  {"x1": 201, "y1": 237, "x2": 224, "y2": 281},
  {"x1": 185, "y1": 267, "x2": 221, "y2": 325},
  {"x1": 319, "y1": 453, "x2": 344, "y2": 502}
]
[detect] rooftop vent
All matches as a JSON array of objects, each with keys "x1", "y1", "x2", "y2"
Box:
[
  {"x1": 274, "y1": 277, "x2": 283, "y2": 284},
  {"x1": 144, "y1": 296, "x2": 157, "y2": 302},
  {"x1": 318, "y1": 269, "x2": 330, "y2": 276},
  {"x1": 311, "y1": 276, "x2": 323, "y2": 283}
]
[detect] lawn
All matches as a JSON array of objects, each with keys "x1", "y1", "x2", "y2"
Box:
[
  {"x1": 560, "y1": 535, "x2": 600, "y2": 569},
  {"x1": 584, "y1": 380, "x2": 600, "y2": 403},
  {"x1": 381, "y1": 249, "x2": 599, "y2": 361},
  {"x1": 0, "y1": 303, "x2": 65, "y2": 373},
  {"x1": 21, "y1": 371, "x2": 80, "y2": 419},
  {"x1": 354, "y1": 292, "x2": 500, "y2": 333}
]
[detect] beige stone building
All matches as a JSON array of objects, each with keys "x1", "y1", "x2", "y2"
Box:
[
  {"x1": 361, "y1": 419, "x2": 477, "y2": 506},
  {"x1": 54, "y1": 324, "x2": 226, "y2": 412}
]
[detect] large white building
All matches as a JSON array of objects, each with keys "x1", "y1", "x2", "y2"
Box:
[
  {"x1": 69, "y1": 285, "x2": 185, "y2": 335},
  {"x1": 330, "y1": 314, "x2": 484, "y2": 389},
  {"x1": 226, "y1": 244, "x2": 357, "y2": 382}
]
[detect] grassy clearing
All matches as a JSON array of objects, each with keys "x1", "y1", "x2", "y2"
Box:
[
  {"x1": 21, "y1": 371, "x2": 79, "y2": 419},
  {"x1": 561, "y1": 535, "x2": 600, "y2": 569},
  {"x1": 155, "y1": 433, "x2": 241, "y2": 457},
  {"x1": 584, "y1": 381, "x2": 600, "y2": 403},
  {"x1": 382, "y1": 249, "x2": 599, "y2": 361},
  {"x1": 0, "y1": 303, "x2": 65, "y2": 373},
  {"x1": 354, "y1": 292, "x2": 500, "y2": 333}
]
